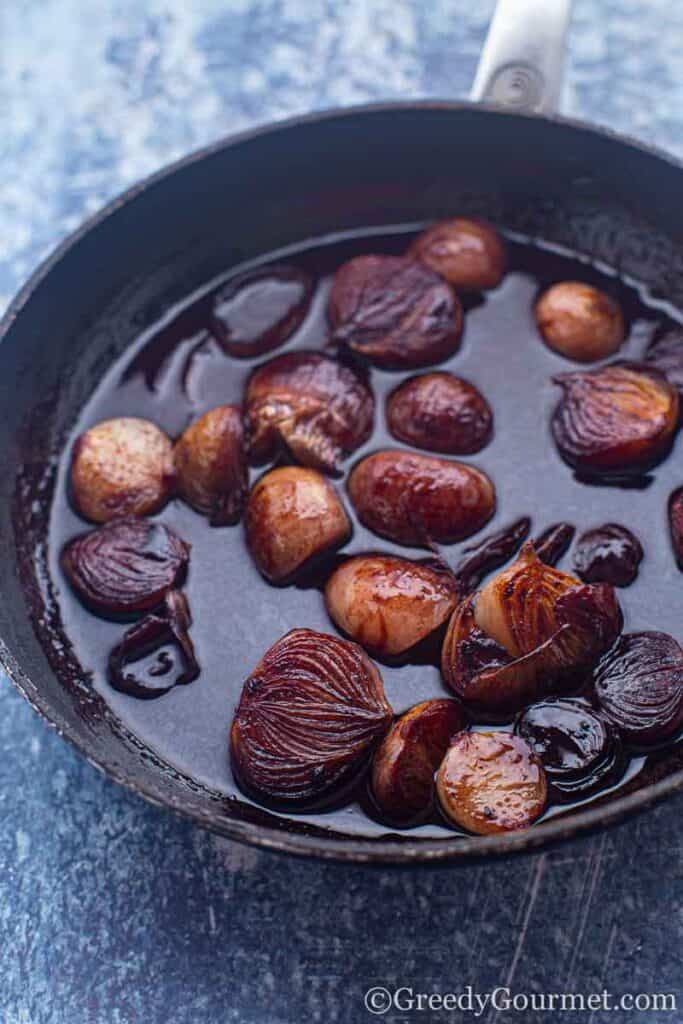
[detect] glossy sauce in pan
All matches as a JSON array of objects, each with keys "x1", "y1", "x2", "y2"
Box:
[{"x1": 46, "y1": 226, "x2": 683, "y2": 838}]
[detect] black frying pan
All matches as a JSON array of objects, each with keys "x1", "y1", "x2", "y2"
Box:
[{"x1": 2, "y1": 0, "x2": 682, "y2": 864}]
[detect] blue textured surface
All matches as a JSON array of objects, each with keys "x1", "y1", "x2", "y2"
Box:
[{"x1": 1, "y1": 3, "x2": 683, "y2": 1022}]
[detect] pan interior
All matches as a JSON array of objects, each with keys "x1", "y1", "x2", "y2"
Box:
[{"x1": 3, "y1": 108, "x2": 683, "y2": 856}]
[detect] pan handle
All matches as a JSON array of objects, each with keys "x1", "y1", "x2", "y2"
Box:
[{"x1": 470, "y1": 0, "x2": 572, "y2": 115}]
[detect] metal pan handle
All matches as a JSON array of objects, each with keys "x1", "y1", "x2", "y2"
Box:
[{"x1": 470, "y1": 0, "x2": 572, "y2": 115}]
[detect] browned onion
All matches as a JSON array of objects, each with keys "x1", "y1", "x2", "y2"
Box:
[
  {"x1": 211, "y1": 264, "x2": 313, "y2": 358},
  {"x1": 61, "y1": 517, "x2": 189, "y2": 617},
  {"x1": 515, "y1": 698, "x2": 626, "y2": 801},
  {"x1": 409, "y1": 218, "x2": 507, "y2": 292},
  {"x1": 245, "y1": 351, "x2": 374, "y2": 475},
  {"x1": 108, "y1": 590, "x2": 200, "y2": 699},
  {"x1": 173, "y1": 405, "x2": 247, "y2": 526},
  {"x1": 669, "y1": 487, "x2": 683, "y2": 571},
  {"x1": 70, "y1": 417, "x2": 176, "y2": 523},
  {"x1": 371, "y1": 699, "x2": 467, "y2": 824},
  {"x1": 386, "y1": 372, "x2": 493, "y2": 455},
  {"x1": 593, "y1": 632, "x2": 683, "y2": 746},
  {"x1": 442, "y1": 544, "x2": 621, "y2": 715},
  {"x1": 573, "y1": 523, "x2": 643, "y2": 587},
  {"x1": 347, "y1": 450, "x2": 495, "y2": 547},
  {"x1": 230, "y1": 628, "x2": 393, "y2": 806},
  {"x1": 328, "y1": 255, "x2": 463, "y2": 370},
  {"x1": 453, "y1": 517, "x2": 531, "y2": 594},
  {"x1": 552, "y1": 362, "x2": 679, "y2": 477},
  {"x1": 324, "y1": 554, "x2": 459, "y2": 657},
  {"x1": 436, "y1": 731, "x2": 547, "y2": 834}
]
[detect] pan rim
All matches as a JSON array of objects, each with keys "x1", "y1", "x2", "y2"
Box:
[{"x1": 2, "y1": 98, "x2": 683, "y2": 864}]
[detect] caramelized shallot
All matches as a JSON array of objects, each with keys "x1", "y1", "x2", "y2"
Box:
[
  {"x1": 230, "y1": 628, "x2": 393, "y2": 806},
  {"x1": 108, "y1": 590, "x2": 199, "y2": 699},
  {"x1": 573, "y1": 523, "x2": 643, "y2": 587},
  {"x1": 328, "y1": 255, "x2": 463, "y2": 369},
  {"x1": 442, "y1": 543, "x2": 621, "y2": 714},
  {"x1": 325, "y1": 555, "x2": 458, "y2": 657},
  {"x1": 669, "y1": 487, "x2": 683, "y2": 570},
  {"x1": 371, "y1": 699, "x2": 467, "y2": 824},
  {"x1": 211, "y1": 265, "x2": 313, "y2": 358},
  {"x1": 61, "y1": 517, "x2": 189, "y2": 617},
  {"x1": 535, "y1": 282, "x2": 624, "y2": 362},
  {"x1": 436, "y1": 731, "x2": 547, "y2": 834},
  {"x1": 593, "y1": 632, "x2": 683, "y2": 746},
  {"x1": 71, "y1": 417, "x2": 175, "y2": 523},
  {"x1": 410, "y1": 218, "x2": 507, "y2": 292},
  {"x1": 245, "y1": 466, "x2": 350, "y2": 583},
  {"x1": 174, "y1": 405, "x2": 247, "y2": 525},
  {"x1": 347, "y1": 450, "x2": 495, "y2": 548},
  {"x1": 245, "y1": 351, "x2": 374, "y2": 474},
  {"x1": 453, "y1": 517, "x2": 531, "y2": 594},
  {"x1": 515, "y1": 698, "x2": 625, "y2": 801},
  {"x1": 386, "y1": 372, "x2": 493, "y2": 455},
  {"x1": 552, "y1": 363, "x2": 679, "y2": 477},
  {"x1": 532, "y1": 522, "x2": 575, "y2": 567}
]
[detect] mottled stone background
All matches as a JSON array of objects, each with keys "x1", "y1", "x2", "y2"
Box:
[{"x1": 1, "y1": 2, "x2": 682, "y2": 1022}]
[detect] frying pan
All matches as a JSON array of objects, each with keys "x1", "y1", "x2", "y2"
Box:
[{"x1": 2, "y1": 0, "x2": 683, "y2": 864}]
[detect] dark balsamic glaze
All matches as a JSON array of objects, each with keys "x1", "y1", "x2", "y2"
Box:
[
  {"x1": 515, "y1": 698, "x2": 627, "y2": 802},
  {"x1": 211, "y1": 265, "x2": 314, "y2": 358},
  {"x1": 573, "y1": 523, "x2": 644, "y2": 587},
  {"x1": 46, "y1": 226, "x2": 683, "y2": 838}
]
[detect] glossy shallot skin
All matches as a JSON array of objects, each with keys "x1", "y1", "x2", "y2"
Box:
[
  {"x1": 71, "y1": 417, "x2": 176, "y2": 523},
  {"x1": 245, "y1": 351, "x2": 374, "y2": 475},
  {"x1": 453, "y1": 517, "x2": 531, "y2": 594},
  {"x1": 174, "y1": 405, "x2": 247, "y2": 525},
  {"x1": 410, "y1": 218, "x2": 507, "y2": 292},
  {"x1": 515, "y1": 698, "x2": 625, "y2": 802},
  {"x1": 245, "y1": 466, "x2": 350, "y2": 583},
  {"x1": 593, "y1": 631, "x2": 683, "y2": 746},
  {"x1": 211, "y1": 264, "x2": 313, "y2": 358},
  {"x1": 573, "y1": 523, "x2": 643, "y2": 587},
  {"x1": 347, "y1": 450, "x2": 495, "y2": 548},
  {"x1": 386, "y1": 372, "x2": 493, "y2": 455},
  {"x1": 328, "y1": 254, "x2": 463, "y2": 369},
  {"x1": 437, "y1": 731, "x2": 547, "y2": 835},
  {"x1": 552, "y1": 362, "x2": 679, "y2": 477},
  {"x1": 230, "y1": 628, "x2": 393, "y2": 807},
  {"x1": 108, "y1": 590, "x2": 199, "y2": 699},
  {"x1": 441, "y1": 544, "x2": 621, "y2": 715},
  {"x1": 61, "y1": 517, "x2": 189, "y2": 617},
  {"x1": 532, "y1": 522, "x2": 575, "y2": 567},
  {"x1": 325, "y1": 554, "x2": 459, "y2": 657},
  {"x1": 371, "y1": 699, "x2": 467, "y2": 824}
]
